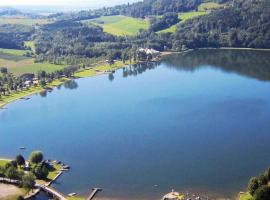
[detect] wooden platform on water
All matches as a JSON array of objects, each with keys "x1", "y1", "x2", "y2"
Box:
[{"x1": 87, "y1": 188, "x2": 102, "y2": 200}]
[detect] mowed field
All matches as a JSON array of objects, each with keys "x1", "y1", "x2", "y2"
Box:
[
  {"x1": 0, "y1": 48, "x2": 65, "y2": 75},
  {"x1": 0, "y1": 17, "x2": 51, "y2": 26},
  {"x1": 158, "y1": 11, "x2": 207, "y2": 33},
  {"x1": 84, "y1": 15, "x2": 150, "y2": 36}
]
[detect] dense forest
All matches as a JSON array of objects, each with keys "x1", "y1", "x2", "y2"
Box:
[
  {"x1": 0, "y1": 24, "x2": 33, "y2": 49},
  {"x1": 34, "y1": 21, "x2": 134, "y2": 64},
  {"x1": 50, "y1": 0, "x2": 231, "y2": 21},
  {"x1": 172, "y1": 0, "x2": 270, "y2": 49}
]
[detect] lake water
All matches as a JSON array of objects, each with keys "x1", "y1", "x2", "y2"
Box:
[{"x1": 1, "y1": 49, "x2": 270, "y2": 200}]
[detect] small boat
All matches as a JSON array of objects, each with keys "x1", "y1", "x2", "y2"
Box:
[
  {"x1": 19, "y1": 147, "x2": 25, "y2": 150},
  {"x1": 68, "y1": 193, "x2": 77, "y2": 197}
]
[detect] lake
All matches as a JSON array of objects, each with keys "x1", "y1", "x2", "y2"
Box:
[{"x1": 1, "y1": 49, "x2": 270, "y2": 200}]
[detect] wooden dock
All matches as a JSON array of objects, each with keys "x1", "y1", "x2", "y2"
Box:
[{"x1": 87, "y1": 188, "x2": 102, "y2": 200}]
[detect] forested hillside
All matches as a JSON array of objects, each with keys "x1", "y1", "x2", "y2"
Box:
[
  {"x1": 172, "y1": 0, "x2": 270, "y2": 49},
  {"x1": 0, "y1": 24, "x2": 33, "y2": 49},
  {"x1": 34, "y1": 21, "x2": 131, "y2": 64}
]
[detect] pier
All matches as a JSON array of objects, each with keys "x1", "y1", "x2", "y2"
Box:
[
  {"x1": 37, "y1": 184, "x2": 67, "y2": 200},
  {"x1": 87, "y1": 188, "x2": 102, "y2": 200}
]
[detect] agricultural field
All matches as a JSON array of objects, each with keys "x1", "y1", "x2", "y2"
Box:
[
  {"x1": 157, "y1": 11, "x2": 207, "y2": 33},
  {"x1": 84, "y1": 15, "x2": 150, "y2": 36},
  {"x1": 0, "y1": 17, "x2": 51, "y2": 26},
  {"x1": 0, "y1": 48, "x2": 65, "y2": 75}
]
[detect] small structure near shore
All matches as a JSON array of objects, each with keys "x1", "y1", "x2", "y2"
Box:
[{"x1": 162, "y1": 190, "x2": 184, "y2": 200}]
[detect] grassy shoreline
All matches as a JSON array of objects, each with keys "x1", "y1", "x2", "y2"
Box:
[{"x1": 0, "y1": 61, "x2": 131, "y2": 109}]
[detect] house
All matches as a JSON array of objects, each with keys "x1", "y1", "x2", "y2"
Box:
[
  {"x1": 138, "y1": 48, "x2": 160, "y2": 57},
  {"x1": 20, "y1": 73, "x2": 35, "y2": 81}
]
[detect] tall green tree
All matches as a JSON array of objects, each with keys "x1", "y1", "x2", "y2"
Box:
[
  {"x1": 29, "y1": 151, "x2": 43, "y2": 164},
  {"x1": 16, "y1": 155, "x2": 25, "y2": 167},
  {"x1": 248, "y1": 177, "x2": 259, "y2": 195}
]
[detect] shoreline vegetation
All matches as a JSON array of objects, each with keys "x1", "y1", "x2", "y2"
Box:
[
  {"x1": 1, "y1": 47, "x2": 270, "y2": 110},
  {"x1": 0, "y1": 152, "x2": 70, "y2": 200}
]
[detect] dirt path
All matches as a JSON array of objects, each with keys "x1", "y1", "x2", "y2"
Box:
[{"x1": 0, "y1": 183, "x2": 22, "y2": 199}]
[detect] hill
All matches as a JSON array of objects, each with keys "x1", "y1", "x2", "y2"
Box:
[{"x1": 172, "y1": 0, "x2": 270, "y2": 50}]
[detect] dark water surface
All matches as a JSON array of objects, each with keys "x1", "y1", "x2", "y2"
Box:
[{"x1": 1, "y1": 49, "x2": 270, "y2": 199}]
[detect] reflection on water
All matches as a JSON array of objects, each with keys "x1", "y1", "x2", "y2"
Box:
[
  {"x1": 163, "y1": 49, "x2": 270, "y2": 81},
  {"x1": 63, "y1": 80, "x2": 79, "y2": 90},
  {"x1": 122, "y1": 62, "x2": 158, "y2": 78}
]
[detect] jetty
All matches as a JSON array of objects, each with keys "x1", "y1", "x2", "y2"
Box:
[
  {"x1": 37, "y1": 184, "x2": 67, "y2": 200},
  {"x1": 87, "y1": 188, "x2": 102, "y2": 200}
]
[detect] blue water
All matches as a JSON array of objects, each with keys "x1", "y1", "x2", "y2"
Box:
[{"x1": 1, "y1": 50, "x2": 270, "y2": 199}]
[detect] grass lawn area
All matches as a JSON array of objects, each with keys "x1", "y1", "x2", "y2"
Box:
[
  {"x1": 84, "y1": 15, "x2": 149, "y2": 36},
  {"x1": 75, "y1": 61, "x2": 128, "y2": 78},
  {"x1": 0, "y1": 48, "x2": 28, "y2": 57},
  {"x1": 0, "y1": 58, "x2": 65, "y2": 75},
  {"x1": 0, "y1": 17, "x2": 51, "y2": 26},
  {"x1": 0, "y1": 159, "x2": 10, "y2": 167},
  {"x1": 24, "y1": 41, "x2": 35, "y2": 53},
  {"x1": 239, "y1": 193, "x2": 253, "y2": 200},
  {"x1": 198, "y1": 2, "x2": 223, "y2": 11},
  {"x1": 47, "y1": 163, "x2": 62, "y2": 181},
  {"x1": 158, "y1": 11, "x2": 208, "y2": 33}
]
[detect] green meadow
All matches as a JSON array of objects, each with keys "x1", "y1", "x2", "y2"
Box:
[
  {"x1": 84, "y1": 15, "x2": 150, "y2": 36},
  {"x1": 198, "y1": 2, "x2": 223, "y2": 11},
  {"x1": 158, "y1": 11, "x2": 208, "y2": 33},
  {"x1": 0, "y1": 48, "x2": 65, "y2": 75},
  {"x1": 0, "y1": 17, "x2": 51, "y2": 26}
]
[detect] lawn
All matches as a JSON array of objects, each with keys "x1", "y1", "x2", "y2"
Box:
[
  {"x1": 198, "y1": 2, "x2": 223, "y2": 11},
  {"x1": 24, "y1": 41, "x2": 35, "y2": 53},
  {"x1": 0, "y1": 159, "x2": 10, "y2": 167},
  {"x1": 47, "y1": 163, "x2": 62, "y2": 181},
  {"x1": 158, "y1": 11, "x2": 207, "y2": 33},
  {"x1": 0, "y1": 57, "x2": 65, "y2": 75},
  {"x1": 84, "y1": 15, "x2": 149, "y2": 36},
  {"x1": 239, "y1": 193, "x2": 253, "y2": 200},
  {"x1": 0, "y1": 17, "x2": 51, "y2": 26},
  {"x1": 0, "y1": 48, "x2": 28, "y2": 57}
]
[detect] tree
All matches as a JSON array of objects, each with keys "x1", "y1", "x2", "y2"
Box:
[
  {"x1": 22, "y1": 172, "x2": 36, "y2": 190},
  {"x1": 5, "y1": 166, "x2": 18, "y2": 180},
  {"x1": 266, "y1": 168, "x2": 270, "y2": 181},
  {"x1": 258, "y1": 174, "x2": 268, "y2": 186},
  {"x1": 0, "y1": 67, "x2": 8, "y2": 74},
  {"x1": 33, "y1": 164, "x2": 49, "y2": 179},
  {"x1": 248, "y1": 177, "x2": 259, "y2": 195},
  {"x1": 16, "y1": 155, "x2": 25, "y2": 167},
  {"x1": 254, "y1": 185, "x2": 270, "y2": 200},
  {"x1": 29, "y1": 151, "x2": 43, "y2": 164}
]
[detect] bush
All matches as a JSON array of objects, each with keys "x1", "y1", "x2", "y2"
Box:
[{"x1": 254, "y1": 185, "x2": 270, "y2": 200}]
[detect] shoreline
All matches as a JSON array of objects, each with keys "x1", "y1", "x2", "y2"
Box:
[{"x1": 0, "y1": 61, "x2": 129, "y2": 109}]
